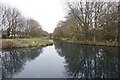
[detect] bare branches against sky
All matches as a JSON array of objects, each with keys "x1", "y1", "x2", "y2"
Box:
[{"x1": 0, "y1": 0, "x2": 66, "y2": 33}]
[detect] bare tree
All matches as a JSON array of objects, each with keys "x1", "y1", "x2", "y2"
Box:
[
  {"x1": 0, "y1": 3, "x2": 24, "y2": 39},
  {"x1": 6, "y1": 7, "x2": 23, "y2": 39},
  {"x1": 53, "y1": 1, "x2": 118, "y2": 43},
  {"x1": 0, "y1": 2, "x2": 45, "y2": 39},
  {"x1": 25, "y1": 19, "x2": 42, "y2": 38}
]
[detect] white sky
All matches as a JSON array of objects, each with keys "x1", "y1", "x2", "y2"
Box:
[{"x1": 0, "y1": 0, "x2": 67, "y2": 33}]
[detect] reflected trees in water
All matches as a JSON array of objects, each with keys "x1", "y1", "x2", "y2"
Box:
[
  {"x1": 54, "y1": 40, "x2": 120, "y2": 78},
  {"x1": 1, "y1": 40, "x2": 120, "y2": 78},
  {"x1": 2, "y1": 48, "x2": 42, "y2": 78}
]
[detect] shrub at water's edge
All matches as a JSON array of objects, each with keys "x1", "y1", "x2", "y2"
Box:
[{"x1": 1, "y1": 38, "x2": 53, "y2": 49}]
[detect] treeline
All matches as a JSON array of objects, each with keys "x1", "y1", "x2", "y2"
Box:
[
  {"x1": 53, "y1": 1, "x2": 119, "y2": 42},
  {"x1": 0, "y1": 3, "x2": 49, "y2": 39}
]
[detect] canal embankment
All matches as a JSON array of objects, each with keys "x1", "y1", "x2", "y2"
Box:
[
  {"x1": 1, "y1": 38, "x2": 53, "y2": 49},
  {"x1": 55, "y1": 38, "x2": 119, "y2": 47}
]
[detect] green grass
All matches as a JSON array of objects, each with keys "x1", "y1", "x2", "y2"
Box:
[{"x1": 23, "y1": 38, "x2": 51, "y2": 43}]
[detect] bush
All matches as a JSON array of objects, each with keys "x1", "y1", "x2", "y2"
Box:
[{"x1": 2, "y1": 41, "x2": 18, "y2": 48}]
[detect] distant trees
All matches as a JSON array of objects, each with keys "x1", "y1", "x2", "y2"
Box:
[
  {"x1": 53, "y1": 27, "x2": 64, "y2": 38},
  {"x1": 24, "y1": 19, "x2": 42, "y2": 38},
  {"x1": 53, "y1": 1, "x2": 118, "y2": 42},
  {"x1": 0, "y1": 3, "x2": 47, "y2": 39}
]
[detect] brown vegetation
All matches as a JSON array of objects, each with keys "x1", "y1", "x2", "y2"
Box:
[
  {"x1": 1, "y1": 39, "x2": 53, "y2": 49},
  {"x1": 53, "y1": 1, "x2": 119, "y2": 46}
]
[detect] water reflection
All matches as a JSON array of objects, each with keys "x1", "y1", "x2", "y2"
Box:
[
  {"x1": 2, "y1": 48, "x2": 42, "y2": 78},
  {"x1": 0, "y1": 52, "x2": 2, "y2": 80},
  {"x1": 54, "y1": 39, "x2": 120, "y2": 78},
  {"x1": 1, "y1": 40, "x2": 120, "y2": 79}
]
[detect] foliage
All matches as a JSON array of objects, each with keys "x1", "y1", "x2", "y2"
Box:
[{"x1": 53, "y1": 1, "x2": 118, "y2": 44}]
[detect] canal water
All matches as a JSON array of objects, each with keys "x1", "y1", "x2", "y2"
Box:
[{"x1": 1, "y1": 40, "x2": 120, "y2": 78}]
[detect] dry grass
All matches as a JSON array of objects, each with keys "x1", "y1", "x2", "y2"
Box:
[
  {"x1": 1, "y1": 38, "x2": 53, "y2": 49},
  {"x1": 60, "y1": 38, "x2": 119, "y2": 47}
]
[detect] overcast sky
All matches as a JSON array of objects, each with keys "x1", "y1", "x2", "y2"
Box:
[{"x1": 0, "y1": 0, "x2": 66, "y2": 33}]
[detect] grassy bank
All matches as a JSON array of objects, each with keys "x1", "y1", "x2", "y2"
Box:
[
  {"x1": 58, "y1": 38, "x2": 119, "y2": 47},
  {"x1": 1, "y1": 38, "x2": 53, "y2": 49}
]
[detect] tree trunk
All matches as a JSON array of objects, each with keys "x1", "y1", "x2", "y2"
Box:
[{"x1": 118, "y1": 1, "x2": 120, "y2": 46}]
